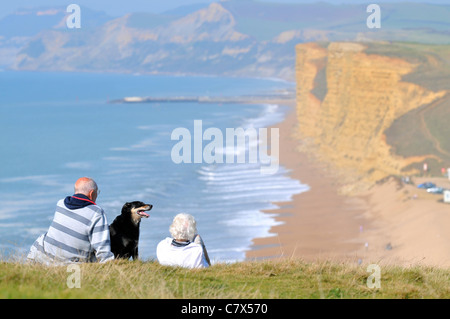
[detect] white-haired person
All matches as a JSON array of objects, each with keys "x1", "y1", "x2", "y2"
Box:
[{"x1": 156, "y1": 213, "x2": 211, "y2": 268}]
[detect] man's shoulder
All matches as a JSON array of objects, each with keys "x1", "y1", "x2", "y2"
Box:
[
  {"x1": 57, "y1": 198, "x2": 105, "y2": 216},
  {"x1": 87, "y1": 204, "x2": 105, "y2": 214}
]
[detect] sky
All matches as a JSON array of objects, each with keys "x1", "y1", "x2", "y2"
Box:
[{"x1": 1, "y1": 0, "x2": 449, "y2": 18}]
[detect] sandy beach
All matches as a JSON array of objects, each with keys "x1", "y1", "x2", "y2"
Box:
[{"x1": 246, "y1": 102, "x2": 450, "y2": 268}]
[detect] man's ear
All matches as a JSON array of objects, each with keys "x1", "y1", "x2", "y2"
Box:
[{"x1": 88, "y1": 189, "x2": 96, "y2": 201}]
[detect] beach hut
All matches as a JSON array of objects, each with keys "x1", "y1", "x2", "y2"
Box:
[{"x1": 444, "y1": 190, "x2": 450, "y2": 203}]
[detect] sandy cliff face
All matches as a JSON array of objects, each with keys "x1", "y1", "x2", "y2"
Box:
[{"x1": 295, "y1": 42, "x2": 447, "y2": 193}]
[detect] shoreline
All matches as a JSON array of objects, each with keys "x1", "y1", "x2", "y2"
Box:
[
  {"x1": 246, "y1": 103, "x2": 369, "y2": 263},
  {"x1": 246, "y1": 101, "x2": 450, "y2": 268}
]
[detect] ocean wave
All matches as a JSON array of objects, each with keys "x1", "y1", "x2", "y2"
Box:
[
  {"x1": 204, "y1": 184, "x2": 308, "y2": 196},
  {"x1": 0, "y1": 174, "x2": 61, "y2": 185},
  {"x1": 205, "y1": 189, "x2": 305, "y2": 202},
  {"x1": 64, "y1": 161, "x2": 93, "y2": 170},
  {"x1": 204, "y1": 179, "x2": 301, "y2": 190},
  {"x1": 221, "y1": 210, "x2": 283, "y2": 228},
  {"x1": 195, "y1": 102, "x2": 308, "y2": 261},
  {"x1": 242, "y1": 104, "x2": 285, "y2": 129}
]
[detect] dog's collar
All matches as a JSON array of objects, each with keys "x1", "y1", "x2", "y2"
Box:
[{"x1": 171, "y1": 239, "x2": 191, "y2": 247}]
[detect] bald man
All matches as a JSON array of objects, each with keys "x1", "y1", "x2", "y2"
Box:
[{"x1": 27, "y1": 177, "x2": 114, "y2": 264}]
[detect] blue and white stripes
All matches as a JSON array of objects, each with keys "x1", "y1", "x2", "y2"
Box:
[{"x1": 28, "y1": 199, "x2": 114, "y2": 265}]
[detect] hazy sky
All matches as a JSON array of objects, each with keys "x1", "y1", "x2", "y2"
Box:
[{"x1": 1, "y1": 0, "x2": 449, "y2": 18}]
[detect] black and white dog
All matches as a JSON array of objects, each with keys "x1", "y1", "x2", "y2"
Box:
[{"x1": 109, "y1": 201, "x2": 152, "y2": 260}]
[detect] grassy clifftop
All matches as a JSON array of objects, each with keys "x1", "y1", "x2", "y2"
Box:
[{"x1": 1, "y1": 259, "x2": 449, "y2": 299}]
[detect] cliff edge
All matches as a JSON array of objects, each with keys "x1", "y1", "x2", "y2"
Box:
[{"x1": 295, "y1": 42, "x2": 449, "y2": 194}]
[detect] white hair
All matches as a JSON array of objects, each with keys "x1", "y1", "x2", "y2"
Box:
[{"x1": 169, "y1": 213, "x2": 197, "y2": 242}]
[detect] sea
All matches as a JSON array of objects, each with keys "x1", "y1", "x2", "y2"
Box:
[{"x1": 0, "y1": 71, "x2": 309, "y2": 262}]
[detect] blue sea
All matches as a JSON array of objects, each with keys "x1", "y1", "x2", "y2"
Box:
[{"x1": 0, "y1": 71, "x2": 308, "y2": 262}]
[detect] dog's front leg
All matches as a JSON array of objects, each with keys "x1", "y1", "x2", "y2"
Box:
[{"x1": 132, "y1": 246, "x2": 139, "y2": 261}]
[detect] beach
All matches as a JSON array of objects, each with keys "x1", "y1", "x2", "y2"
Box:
[{"x1": 246, "y1": 101, "x2": 450, "y2": 268}]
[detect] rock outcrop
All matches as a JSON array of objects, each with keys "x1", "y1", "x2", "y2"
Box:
[{"x1": 295, "y1": 42, "x2": 447, "y2": 193}]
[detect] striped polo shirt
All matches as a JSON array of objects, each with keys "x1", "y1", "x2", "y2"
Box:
[{"x1": 28, "y1": 194, "x2": 114, "y2": 264}]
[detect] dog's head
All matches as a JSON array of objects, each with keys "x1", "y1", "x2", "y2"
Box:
[{"x1": 121, "y1": 201, "x2": 153, "y2": 225}]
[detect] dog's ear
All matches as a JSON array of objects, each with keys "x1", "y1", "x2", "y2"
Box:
[{"x1": 121, "y1": 202, "x2": 132, "y2": 215}]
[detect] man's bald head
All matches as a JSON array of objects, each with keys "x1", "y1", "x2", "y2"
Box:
[{"x1": 74, "y1": 177, "x2": 98, "y2": 199}]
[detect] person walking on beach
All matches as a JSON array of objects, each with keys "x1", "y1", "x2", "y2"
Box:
[
  {"x1": 27, "y1": 177, "x2": 114, "y2": 265},
  {"x1": 156, "y1": 213, "x2": 211, "y2": 268}
]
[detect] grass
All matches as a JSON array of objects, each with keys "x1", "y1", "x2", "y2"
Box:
[{"x1": 0, "y1": 259, "x2": 449, "y2": 299}]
